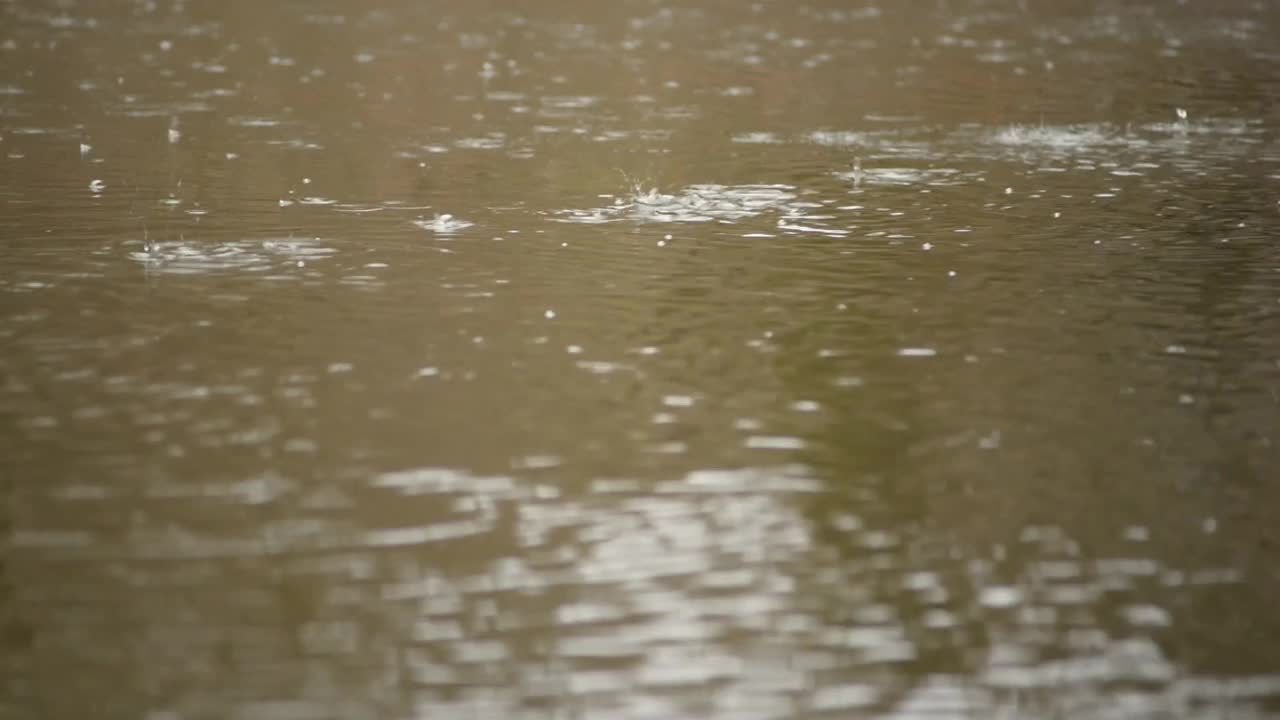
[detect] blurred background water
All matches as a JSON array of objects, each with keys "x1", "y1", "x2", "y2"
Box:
[{"x1": 2, "y1": 1, "x2": 1279, "y2": 718}]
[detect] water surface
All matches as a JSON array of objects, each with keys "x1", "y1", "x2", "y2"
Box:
[{"x1": 3, "y1": 1, "x2": 1280, "y2": 718}]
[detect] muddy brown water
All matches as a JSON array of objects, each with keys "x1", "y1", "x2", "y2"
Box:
[{"x1": 2, "y1": 1, "x2": 1280, "y2": 718}]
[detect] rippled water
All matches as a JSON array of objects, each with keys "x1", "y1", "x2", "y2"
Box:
[{"x1": 3, "y1": 1, "x2": 1280, "y2": 719}]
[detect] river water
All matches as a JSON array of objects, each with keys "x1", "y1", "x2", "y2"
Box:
[{"x1": 2, "y1": 1, "x2": 1279, "y2": 718}]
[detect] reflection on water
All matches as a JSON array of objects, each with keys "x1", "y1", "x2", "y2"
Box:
[
  {"x1": 12, "y1": 462, "x2": 1280, "y2": 720},
  {"x1": 3, "y1": 0, "x2": 1280, "y2": 718}
]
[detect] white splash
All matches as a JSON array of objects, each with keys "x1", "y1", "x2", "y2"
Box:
[
  {"x1": 414, "y1": 213, "x2": 474, "y2": 234},
  {"x1": 558, "y1": 184, "x2": 796, "y2": 224},
  {"x1": 129, "y1": 236, "x2": 336, "y2": 274}
]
